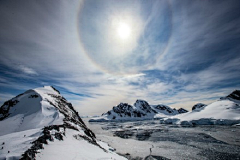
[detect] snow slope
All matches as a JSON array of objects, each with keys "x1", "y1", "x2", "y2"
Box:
[
  {"x1": 36, "y1": 129, "x2": 123, "y2": 160},
  {"x1": 89, "y1": 100, "x2": 188, "y2": 122},
  {"x1": 161, "y1": 90, "x2": 240, "y2": 125},
  {"x1": 0, "y1": 86, "x2": 64, "y2": 136},
  {"x1": 0, "y1": 86, "x2": 126, "y2": 160}
]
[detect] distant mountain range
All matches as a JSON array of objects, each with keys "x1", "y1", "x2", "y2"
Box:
[
  {"x1": 89, "y1": 99, "x2": 188, "y2": 122},
  {"x1": 89, "y1": 90, "x2": 240, "y2": 124},
  {"x1": 0, "y1": 86, "x2": 126, "y2": 160}
]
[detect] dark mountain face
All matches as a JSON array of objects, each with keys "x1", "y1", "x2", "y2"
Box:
[
  {"x1": 105, "y1": 102, "x2": 147, "y2": 118},
  {"x1": 153, "y1": 105, "x2": 176, "y2": 114},
  {"x1": 178, "y1": 108, "x2": 188, "y2": 114},
  {"x1": 192, "y1": 103, "x2": 206, "y2": 111},
  {"x1": 134, "y1": 100, "x2": 156, "y2": 113},
  {"x1": 113, "y1": 103, "x2": 134, "y2": 113},
  {"x1": 0, "y1": 98, "x2": 19, "y2": 120},
  {"x1": 226, "y1": 90, "x2": 240, "y2": 100}
]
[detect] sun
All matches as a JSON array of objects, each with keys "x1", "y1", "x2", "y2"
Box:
[{"x1": 117, "y1": 22, "x2": 131, "y2": 39}]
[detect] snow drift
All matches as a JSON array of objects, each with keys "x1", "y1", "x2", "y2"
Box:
[
  {"x1": 161, "y1": 90, "x2": 240, "y2": 126},
  {"x1": 0, "y1": 86, "x2": 126, "y2": 160}
]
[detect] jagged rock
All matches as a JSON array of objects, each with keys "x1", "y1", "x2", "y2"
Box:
[
  {"x1": 152, "y1": 104, "x2": 178, "y2": 115},
  {"x1": 177, "y1": 108, "x2": 188, "y2": 114},
  {"x1": 134, "y1": 100, "x2": 156, "y2": 114},
  {"x1": 226, "y1": 90, "x2": 240, "y2": 100},
  {"x1": 192, "y1": 103, "x2": 206, "y2": 111}
]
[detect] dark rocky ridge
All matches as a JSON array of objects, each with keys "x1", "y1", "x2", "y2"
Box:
[
  {"x1": 220, "y1": 90, "x2": 240, "y2": 101},
  {"x1": 107, "y1": 102, "x2": 148, "y2": 118},
  {"x1": 134, "y1": 100, "x2": 157, "y2": 114},
  {"x1": 177, "y1": 108, "x2": 188, "y2": 113},
  {"x1": 192, "y1": 103, "x2": 206, "y2": 111},
  {"x1": 0, "y1": 99, "x2": 19, "y2": 120},
  {"x1": 152, "y1": 104, "x2": 176, "y2": 114},
  {"x1": 226, "y1": 90, "x2": 240, "y2": 100}
]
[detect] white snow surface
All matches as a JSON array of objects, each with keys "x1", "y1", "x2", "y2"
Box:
[
  {"x1": 0, "y1": 129, "x2": 42, "y2": 159},
  {"x1": 162, "y1": 99, "x2": 240, "y2": 125},
  {"x1": 0, "y1": 86, "x2": 126, "y2": 160},
  {"x1": 36, "y1": 129, "x2": 126, "y2": 160},
  {"x1": 0, "y1": 86, "x2": 64, "y2": 136}
]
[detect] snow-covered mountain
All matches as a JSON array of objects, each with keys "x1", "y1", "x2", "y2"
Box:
[
  {"x1": 0, "y1": 86, "x2": 126, "y2": 160},
  {"x1": 162, "y1": 90, "x2": 240, "y2": 125},
  {"x1": 89, "y1": 99, "x2": 187, "y2": 122}
]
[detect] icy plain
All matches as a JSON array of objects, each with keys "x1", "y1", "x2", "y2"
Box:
[{"x1": 85, "y1": 118, "x2": 240, "y2": 160}]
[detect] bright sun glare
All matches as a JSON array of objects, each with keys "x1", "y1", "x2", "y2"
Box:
[{"x1": 117, "y1": 23, "x2": 131, "y2": 39}]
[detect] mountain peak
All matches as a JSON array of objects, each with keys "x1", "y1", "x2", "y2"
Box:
[
  {"x1": 34, "y1": 86, "x2": 60, "y2": 94},
  {"x1": 226, "y1": 90, "x2": 240, "y2": 100},
  {"x1": 177, "y1": 108, "x2": 188, "y2": 114},
  {"x1": 134, "y1": 99, "x2": 153, "y2": 113}
]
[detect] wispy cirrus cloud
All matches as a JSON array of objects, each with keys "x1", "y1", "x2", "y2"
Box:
[
  {"x1": 18, "y1": 65, "x2": 38, "y2": 75},
  {"x1": 0, "y1": 0, "x2": 239, "y2": 115}
]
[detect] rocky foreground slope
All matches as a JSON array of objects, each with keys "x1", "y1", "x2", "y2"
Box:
[
  {"x1": 0, "y1": 86, "x2": 126, "y2": 160},
  {"x1": 89, "y1": 99, "x2": 188, "y2": 122}
]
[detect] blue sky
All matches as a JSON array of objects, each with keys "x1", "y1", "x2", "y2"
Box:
[{"x1": 0, "y1": 0, "x2": 240, "y2": 115}]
